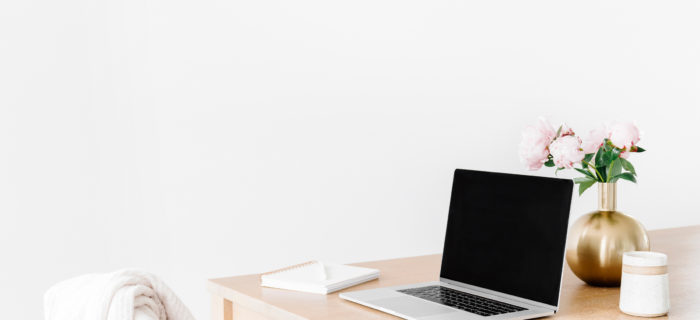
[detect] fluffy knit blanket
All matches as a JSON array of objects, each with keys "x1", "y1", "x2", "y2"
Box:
[{"x1": 44, "y1": 269, "x2": 195, "y2": 320}]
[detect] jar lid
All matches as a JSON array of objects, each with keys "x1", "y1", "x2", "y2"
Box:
[{"x1": 623, "y1": 251, "x2": 667, "y2": 267}]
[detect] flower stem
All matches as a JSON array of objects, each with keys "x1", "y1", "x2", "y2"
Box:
[{"x1": 582, "y1": 159, "x2": 604, "y2": 182}]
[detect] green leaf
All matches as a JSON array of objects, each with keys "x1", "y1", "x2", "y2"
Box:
[
  {"x1": 573, "y1": 176, "x2": 595, "y2": 184},
  {"x1": 544, "y1": 159, "x2": 555, "y2": 167},
  {"x1": 602, "y1": 150, "x2": 614, "y2": 166},
  {"x1": 583, "y1": 153, "x2": 594, "y2": 163},
  {"x1": 619, "y1": 157, "x2": 636, "y2": 175},
  {"x1": 574, "y1": 168, "x2": 596, "y2": 179},
  {"x1": 635, "y1": 146, "x2": 646, "y2": 153},
  {"x1": 594, "y1": 147, "x2": 605, "y2": 166},
  {"x1": 593, "y1": 147, "x2": 611, "y2": 181},
  {"x1": 607, "y1": 159, "x2": 622, "y2": 182},
  {"x1": 578, "y1": 179, "x2": 596, "y2": 196},
  {"x1": 596, "y1": 166, "x2": 607, "y2": 181},
  {"x1": 614, "y1": 172, "x2": 637, "y2": 183},
  {"x1": 611, "y1": 148, "x2": 621, "y2": 161},
  {"x1": 603, "y1": 139, "x2": 612, "y2": 152}
]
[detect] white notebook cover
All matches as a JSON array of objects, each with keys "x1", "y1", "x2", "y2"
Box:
[{"x1": 260, "y1": 261, "x2": 380, "y2": 294}]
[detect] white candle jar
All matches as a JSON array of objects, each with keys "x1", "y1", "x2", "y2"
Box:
[{"x1": 619, "y1": 251, "x2": 669, "y2": 317}]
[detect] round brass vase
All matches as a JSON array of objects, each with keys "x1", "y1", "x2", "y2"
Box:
[{"x1": 565, "y1": 183, "x2": 650, "y2": 287}]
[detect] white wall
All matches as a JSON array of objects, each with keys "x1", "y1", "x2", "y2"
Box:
[{"x1": 1, "y1": 0, "x2": 698, "y2": 319}]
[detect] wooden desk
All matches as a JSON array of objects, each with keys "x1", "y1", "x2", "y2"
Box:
[{"x1": 207, "y1": 225, "x2": 700, "y2": 320}]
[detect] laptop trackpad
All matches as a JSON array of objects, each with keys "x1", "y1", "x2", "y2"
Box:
[{"x1": 371, "y1": 296, "x2": 458, "y2": 318}]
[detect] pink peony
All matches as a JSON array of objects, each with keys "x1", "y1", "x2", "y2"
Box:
[
  {"x1": 581, "y1": 125, "x2": 608, "y2": 154},
  {"x1": 519, "y1": 117, "x2": 556, "y2": 170},
  {"x1": 549, "y1": 135, "x2": 585, "y2": 169},
  {"x1": 609, "y1": 122, "x2": 640, "y2": 149},
  {"x1": 559, "y1": 123, "x2": 575, "y2": 137}
]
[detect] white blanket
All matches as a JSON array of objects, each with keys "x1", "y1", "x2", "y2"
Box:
[{"x1": 44, "y1": 269, "x2": 195, "y2": 320}]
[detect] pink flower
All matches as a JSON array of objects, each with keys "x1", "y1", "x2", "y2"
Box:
[
  {"x1": 609, "y1": 122, "x2": 640, "y2": 149},
  {"x1": 559, "y1": 124, "x2": 575, "y2": 137},
  {"x1": 519, "y1": 117, "x2": 556, "y2": 170},
  {"x1": 549, "y1": 135, "x2": 585, "y2": 169},
  {"x1": 581, "y1": 125, "x2": 608, "y2": 154}
]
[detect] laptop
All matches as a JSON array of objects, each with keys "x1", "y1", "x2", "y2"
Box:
[{"x1": 340, "y1": 169, "x2": 573, "y2": 319}]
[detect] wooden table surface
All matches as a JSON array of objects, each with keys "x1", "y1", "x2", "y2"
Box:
[{"x1": 207, "y1": 225, "x2": 700, "y2": 320}]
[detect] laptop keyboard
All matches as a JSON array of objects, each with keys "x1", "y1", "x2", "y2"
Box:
[{"x1": 398, "y1": 285, "x2": 527, "y2": 317}]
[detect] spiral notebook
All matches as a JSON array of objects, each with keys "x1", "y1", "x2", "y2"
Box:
[{"x1": 260, "y1": 261, "x2": 380, "y2": 294}]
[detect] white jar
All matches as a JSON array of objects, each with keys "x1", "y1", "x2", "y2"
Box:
[{"x1": 619, "y1": 251, "x2": 669, "y2": 317}]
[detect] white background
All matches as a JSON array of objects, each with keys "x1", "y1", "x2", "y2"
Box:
[{"x1": 1, "y1": 0, "x2": 698, "y2": 319}]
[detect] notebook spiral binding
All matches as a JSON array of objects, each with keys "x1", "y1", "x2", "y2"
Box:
[{"x1": 260, "y1": 261, "x2": 319, "y2": 278}]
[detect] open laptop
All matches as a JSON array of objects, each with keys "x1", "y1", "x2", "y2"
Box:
[{"x1": 340, "y1": 169, "x2": 573, "y2": 319}]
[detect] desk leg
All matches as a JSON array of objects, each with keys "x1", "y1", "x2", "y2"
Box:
[{"x1": 211, "y1": 295, "x2": 233, "y2": 320}]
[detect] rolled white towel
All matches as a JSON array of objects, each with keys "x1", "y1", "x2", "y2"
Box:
[{"x1": 44, "y1": 269, "x2": 195, "y2": 320}]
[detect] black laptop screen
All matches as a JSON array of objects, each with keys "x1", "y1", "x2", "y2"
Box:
[{"x1": 440, "y1": 169, "x2": 572, "y2": 307}]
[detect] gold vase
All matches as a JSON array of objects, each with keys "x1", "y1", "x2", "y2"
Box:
[{"x1": 565, "y1": 182, "x2": 650, "y2": 286}]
